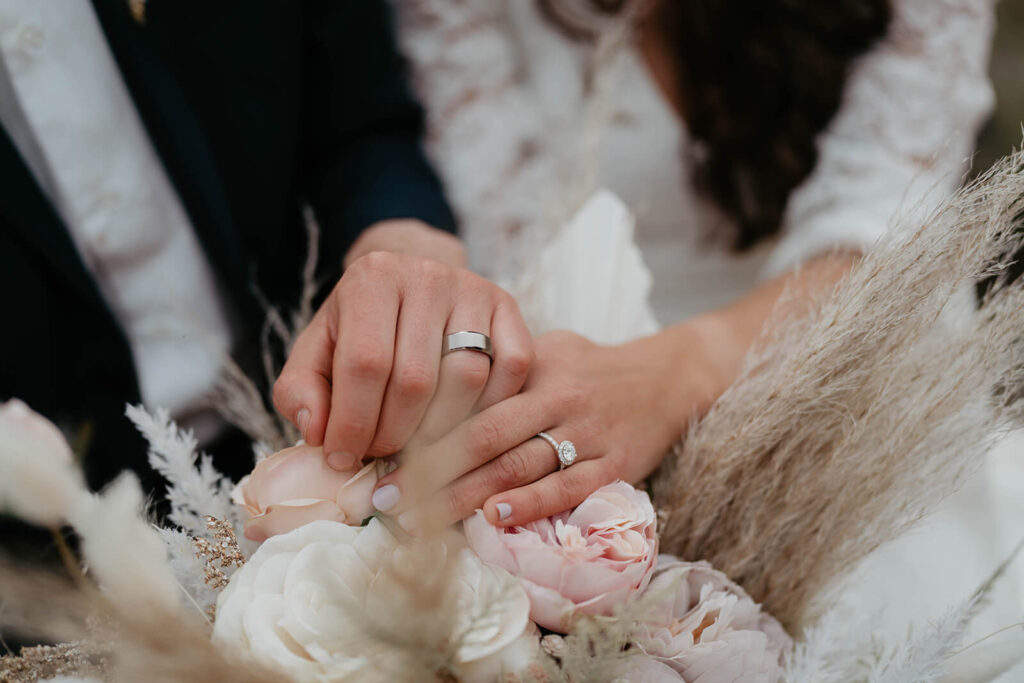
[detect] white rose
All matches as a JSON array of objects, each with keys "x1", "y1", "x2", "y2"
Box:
[
  {"x1": 450, "y1": 548, "x2": 536, "y2": 682},
  {"x1": 214, "y1": 519, "x2": 535, "y2": 681}
]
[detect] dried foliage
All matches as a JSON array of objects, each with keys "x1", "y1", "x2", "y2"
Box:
[
  {"x1": 655, "y1": 150, "x2": 1024, "y2": 630},
  {"x1": 126, "y1": 405, "x2": 239, "y2": 538},
  {"x1": 207, "y1": 205, "x2": 322, "y2": 450},
  {"x1": 0, "y1": 641, "x2": 107, "y2": 682},
  {"x1": 191, "y1": 516, "x2": 246, "y2": 592},
  {"x1": 0, "y1": 564, "x2": 281, "y2": 683}
]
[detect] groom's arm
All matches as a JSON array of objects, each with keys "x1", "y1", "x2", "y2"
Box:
[{"x1": 300, "y1": 0, "x2": 456, "y2": 266}]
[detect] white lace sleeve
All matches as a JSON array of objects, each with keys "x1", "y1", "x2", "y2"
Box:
[
  {"x1": 390, "y1": 0, "x2": 582, "y2": 281},
  {"x1": 764, "y1": 0, "x2": 996, "y2": 277}
]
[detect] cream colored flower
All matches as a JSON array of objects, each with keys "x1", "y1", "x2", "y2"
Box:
[
  {"x1": 231, "y1": 444, "x2": 378, "y2": 542},
  {"x1": 0, "y1": 399, "x2": 82, "y2": 526},
  {"x1": 634, "y1": 556, "x2": 791, "y2": 682},
  {"x1": 213, "y1": 519, "x2": 535, "y2": 681}
]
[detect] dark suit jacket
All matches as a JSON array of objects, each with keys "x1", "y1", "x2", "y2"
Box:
[{"x1": 0, "y1": 0, "x2": 455, "y2": 493}]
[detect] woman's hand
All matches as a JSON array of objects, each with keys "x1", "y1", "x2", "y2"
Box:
[
  {"x1": 273, "y1": 219, "x2": 533, "y2": 471},
  {"x1": 370, "y1": 322, "x2": 731, "y2": 531},
  {"x1": 367, "y1": 250, "x2": 858, "y2": 531}
]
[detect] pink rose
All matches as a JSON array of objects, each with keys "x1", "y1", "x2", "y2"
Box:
[
  {"x1": 465, "y1": 480, "x2": 658, "y2": 632},
  {"x1": 231, "y1": 444, "x2": 378, "y2": 542},
  {"x1": 634, "y1": 556, "x2": 791, "y2": 682}
]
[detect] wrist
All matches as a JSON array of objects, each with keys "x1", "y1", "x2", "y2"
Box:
[
  {"x1": 642, "y1": 314, "x2": 743, "y2": 432},
  {"x1": 345, "y1": 219, "x2": 466, "y2": 269}
]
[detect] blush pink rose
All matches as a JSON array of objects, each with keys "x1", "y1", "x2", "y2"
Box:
[
  {"x1": 231, "y1": 444, "x2": 378, "y2": 542},
  {"x1": 464, "y1": 480, "x2": 658, "y2": 633},
  {"x1": 634, "y1": 556, "x2": 791, "y2": 682}
]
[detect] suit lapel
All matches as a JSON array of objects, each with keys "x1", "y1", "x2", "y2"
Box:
[
  {"x1": 0, "y1": 127, "x2": 111, "y2": 314},
  {"x1": 89, "y1": 0, "x2": 252, "y2": 311}
]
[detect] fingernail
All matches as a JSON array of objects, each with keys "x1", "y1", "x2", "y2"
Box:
[
  {"x1": 398, "y1": 510, "x2": 418, "y2": 533},
  {"x1": 296, "y1": 408, "x2": 311, "y2": 437},
  {"x1": 496, "y1": 502, "x2": 512, "y2": 521},
  {"x1": 372, "y1": 484, "x2": 401, "y2": 512},
  {"x1": 327, "y1": 451, "x2": 356, "y2": 471}
]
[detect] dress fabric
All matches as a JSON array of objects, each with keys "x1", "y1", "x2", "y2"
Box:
[
  {"x1": 393, "y1": 0, "x2": 995, "y2": 325},
  {"x1": 392, "y1": 0, "x2": 1022, "y2": 653}
]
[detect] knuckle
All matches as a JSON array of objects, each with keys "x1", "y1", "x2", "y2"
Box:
[
  {"x1": 333, "y1": 414, "x2": 376, "y2": 444},
  {"x1": 493, "y1": 447, "x2": 531, "y2": 488},
  {"x1": 560, "y1": 379, "x2": 588, "y2": 408},
  {"x1": 525, "y1": 489, "x2": 548, "y2": 520},
  {"x1": 393, "y1": 362, "x2": 435, "y2": 401},
  {"x1": 443, "y1": 486, "x2": 466, "y2": 518},
  {"x1": 501, "y1": 347, "x2": 532, "y2": 381},
  {"x1": 345, "y1": 343, "x2": 392, "y2": 380},
  {"x1": 454, "y1": 357, "x2": 490, "y2": 393},
  {"x1": 417, "y1": 257, "x2": 450, "y2": 285},
  {"x1": 469, "y1": 418, "x2": 504, "y2": 457},
  {"x1": 358, "y1": 250, "x2": 398, "y2": 275},
  {"x1": 368, "y1": 434, "x2": 404, "y2": 457},
  {"x1": 271, "y1": 377, "x2": 290, "y2": 411},
  {"x1": 554, "y1": 475, "x2": 578, "y2": 508}
]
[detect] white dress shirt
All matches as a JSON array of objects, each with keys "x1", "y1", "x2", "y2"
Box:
[{"x1": 0, "y1": 0, "x2": 234, "y2": 440}]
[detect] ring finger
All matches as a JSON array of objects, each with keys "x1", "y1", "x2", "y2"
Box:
[
  {"x1": 407, "y1": 321, "x2": 494, "y2": 450},
  {"x1": 371, "y1": 392, "x2": 554, "y2": 519},
  {"x1": 484, "y1": 457, "x2": 614, "y2": 529},
  {"x1": 425, "y1": 434, "x2": 560, "y2": 531}
]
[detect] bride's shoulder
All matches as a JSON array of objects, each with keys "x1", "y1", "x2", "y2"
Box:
[
  {"x1": 860, "y1": 0, "x2": 994, "y2": 70},
  {"x1": 834, "y1": 0, "x2": 995, "y2": 150}
]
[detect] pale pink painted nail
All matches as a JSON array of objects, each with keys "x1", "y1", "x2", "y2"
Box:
[
  {"x1": 496, "y1": 502, "x2": 512, "y2": 521},
  {"x1": 372, "y1": 484, "x2": 401, "y2": 512}
]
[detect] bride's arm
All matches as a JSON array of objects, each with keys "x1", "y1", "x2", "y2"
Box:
[
  {"x1": 370, "y1": 250, "x2": 857, "y2": 532},
  {"x1": 673, "y1": 251, "x2": 860, "y2": 404}
]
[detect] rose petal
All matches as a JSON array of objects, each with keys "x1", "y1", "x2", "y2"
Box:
[
  {"x1": 518, "y1": 578, "x2": 578, "y2": 632},
  {"x1": 245, "y1": 445, "x2": 362, "y2": 507},
  {"x1": 334, "y1": 461, "x2": 379, "y2": 522},
  {"x1": 244, "y1": 500, "x2": 349, "y2": 542},
  {"x1": 464, "y1": 510, "x2": 519, "y2": 573}
]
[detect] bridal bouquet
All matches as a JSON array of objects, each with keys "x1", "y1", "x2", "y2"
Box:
[{"x1": 2, "y1": 151, "x2": 1024, "y2": 682}]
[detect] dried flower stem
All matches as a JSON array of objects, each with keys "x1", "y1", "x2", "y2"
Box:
[
  {"x1": 192, "y1": 516, "x2": 245, "y2": 591},
  {"x1": 656, "y1": 150, "x2": 1024, "y2": 630}
]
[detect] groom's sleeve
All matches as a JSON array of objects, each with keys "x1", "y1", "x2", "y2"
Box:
[{"x1": 300, "y1": 0, "x2": 456, "y2": 261}]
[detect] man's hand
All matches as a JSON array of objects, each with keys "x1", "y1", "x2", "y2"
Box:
[{"x1": 273, "y1": 220, "x2": 533, "y2": 471}]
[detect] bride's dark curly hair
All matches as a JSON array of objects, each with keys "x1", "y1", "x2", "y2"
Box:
[{"x1": 540, "y1": 0, "x2": 892, "y2": 250}]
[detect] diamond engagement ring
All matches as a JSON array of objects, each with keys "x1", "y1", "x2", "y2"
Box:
[
  {"x1": 537, "y1": 431, "x2": 578, "y2": 469},
  {"x1": 442, "y1": 331, "x2": 493, "y2": 361}
]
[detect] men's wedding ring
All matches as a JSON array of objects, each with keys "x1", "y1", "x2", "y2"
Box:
[
  {"x1": 442, "y1": 331, "x2": 493, "y2": 361},
  {"x1": 537, "y1": 431, "x2": 578, "y2": 469}
]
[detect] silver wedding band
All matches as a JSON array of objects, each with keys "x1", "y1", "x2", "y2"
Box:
[
  {"x1": 442, "y1": 330, "x2": 493, "y2": 361},
  {"x1": 537, "y1": 431, "x2": 578, "y2": 469}
]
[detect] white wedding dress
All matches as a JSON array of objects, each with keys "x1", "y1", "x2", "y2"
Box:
[{"x1": 392, "y1": 0, "x2": 1024, "y2": 672}]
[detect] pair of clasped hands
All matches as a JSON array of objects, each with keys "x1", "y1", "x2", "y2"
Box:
[{"x1": 272, "y1": 220, "x2": 705, "y2": 534}]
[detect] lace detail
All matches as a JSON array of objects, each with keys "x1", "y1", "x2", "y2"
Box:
[
  {"x1": 766, "y1": 0, "x2": 996, "y2": 275},
  {"x1": 394, "y1": 0, "x2": 996, "y2": 282},
  {"x1": 392, "y1": 0, "x2": 590, "y2": 280}
]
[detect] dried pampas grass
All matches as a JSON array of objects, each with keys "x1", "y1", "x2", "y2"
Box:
[
  {"x1": 0, "y1": 564, "x2": 281, "y2": 683},
  {"x1": 655, "y1": 150, "x2": 1024, "y2": 630}
]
